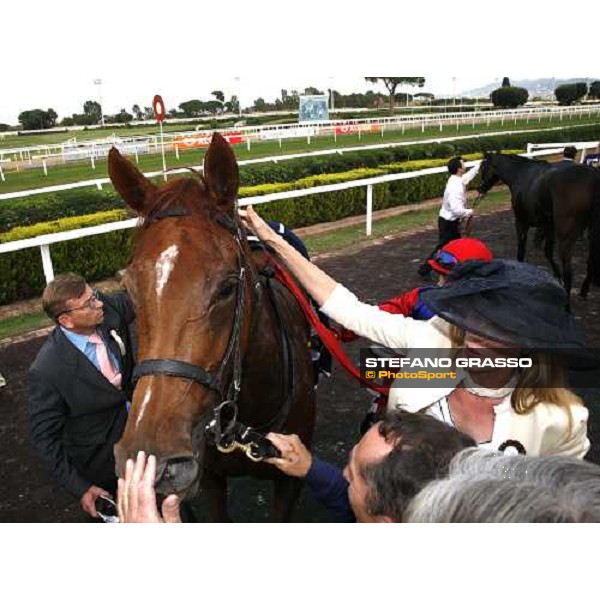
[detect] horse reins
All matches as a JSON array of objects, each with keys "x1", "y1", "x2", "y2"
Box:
[{"x1": 132, "y1": 208, "x2": 280, "y2": 463}]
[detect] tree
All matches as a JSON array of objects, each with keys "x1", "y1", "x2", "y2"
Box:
[
  {"x1": 491, "y1": 86, "x2": 529, "y2": 108},
  {"x1": 211, "y1": 90, "x2": 225, "y2": 103},
  {"x1": 254, "y1": 97, "x2": 267, "y2": 111},
  {"x1": 132, "y1": 104, "x2": 143, "y2": 120},
  {"x1": 365, "y1": 77, "x2": 426, "y2": 112},
  {"x1": 112, "y1": 109, "x2": 133, "y2": 124},
  {"x1": 144, "y1": 106, "x2": 154, "y2": 120},
  {"x1": 0, "y1": 123, "x2": 10, "y2": 132},
  {"x1": 83, "y1": 100, "x2": 102, "y2": 124},
  {"x1": 18, "y1": 108, "x2": 58, "y2": 130},
  {"x1": 304, "y1": 86, "x2": 323, "y2": 95},
  {"x1": 179, "y1": 99, "x2": 205, "y2": 117},
  {"x1": 226, "y1": 95, "x2": 240, "y2": 114},
  {"x1": 589, "y1": 81, "x2": 600, "y2": 100},
  {"x1": 46, "y1": 109, "x2": 58, "y2": 128},
  {"x1": 502, "y1": 77, "x2": 511, "y2": 87},
  {"x1": 204, "y1": 100, "x2": 222, "y2": 115},
  {"x1": 555, "y1": 83, "x2": 588, "y2": 106}
]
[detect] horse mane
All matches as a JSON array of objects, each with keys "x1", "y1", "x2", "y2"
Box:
[{"x1": 499, "y1": 153, "x2": 545, "y2": 165}]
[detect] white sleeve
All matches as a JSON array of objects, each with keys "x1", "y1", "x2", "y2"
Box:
[
  {"x1": 320, "y1": 284, "x2": 447, "y2": 351},
  {"x1": 461, "y1": 161, "x2": 481, "y2": 186},
  {"x1": 555, "y1": 404, "x2": 590, "y2": 459}
]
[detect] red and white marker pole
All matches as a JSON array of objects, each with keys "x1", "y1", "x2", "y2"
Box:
[{"x1": 153, "y1": 94, "x2": 167, "y2": 181}]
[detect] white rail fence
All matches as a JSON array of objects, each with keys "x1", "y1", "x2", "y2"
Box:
[
  {"x1": 1, "y1": 123, "x2": 595, "y2": 201},
  {"x1": 0, "y1": 146, "x2": 567, "y2": 286},
  {"x1": 1, "y1": 104, "x2": 599, "y2": 179},
  {"x1": 526, "y1": 141, "x2": 600, "y2": 164}
]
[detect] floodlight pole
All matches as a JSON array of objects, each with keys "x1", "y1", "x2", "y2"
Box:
[
  {"x1": 94, "y1": 79, "x2": 105, "y2": 127},
  {"x1": 235, "y1": 77, "x2": 242, "y2": 117}
]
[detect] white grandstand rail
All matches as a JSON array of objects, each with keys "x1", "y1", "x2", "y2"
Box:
[
  {"x1": 1, "y1": 123, "x2": 596, "y2": 203},
  {"x1": 0, "y1": 218, "x2": 140, "y2": 283},
  {"x1": 2, "y1": 104, "x2": 600, "y2": 164},
  {"x1": 526, "y1": 141, "x2": 600, "y2": 163}
]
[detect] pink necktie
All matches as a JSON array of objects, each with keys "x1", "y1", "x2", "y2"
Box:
[{"x1": 89, "y1": 333, "x2": 122, "y2": 389}]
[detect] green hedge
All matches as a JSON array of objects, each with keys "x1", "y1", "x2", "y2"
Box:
[
  {"x1": 4, "y1": 122, "x2": 600, "y2": 233},
  {"x1": 0, "y1": 160, "x2": 456, "y2": 304},
  {"x1": 0, "y1": 188, "x2": 132, "y2": 234},
  {"x1": 0, "y1": 210, "x2": 134, "y2": 304}
]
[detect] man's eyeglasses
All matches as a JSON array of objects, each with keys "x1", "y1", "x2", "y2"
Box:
[
  {"x1": 57, "y1": 289, "x2": 101, "y2": 317},
  {"x1": 433, "y1": 250, "x2": 459, "y2": 270}
]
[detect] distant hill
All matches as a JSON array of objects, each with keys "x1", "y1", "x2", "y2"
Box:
[{"x1": 462, "y1": 78, "x2": 600, "y2": 99}]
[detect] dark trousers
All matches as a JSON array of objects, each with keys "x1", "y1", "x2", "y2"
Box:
[{"x1": 419, "y1": 217, "x2": 461, "y2": 275}]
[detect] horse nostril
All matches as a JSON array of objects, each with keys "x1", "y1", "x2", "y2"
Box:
[{"x1": 158, "y1": 457, "x2": 200, "y2": 494}]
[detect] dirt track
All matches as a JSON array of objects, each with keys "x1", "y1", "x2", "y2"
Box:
[{"x1": 1, "y1": 207, "x2": 599, "y2": 522}]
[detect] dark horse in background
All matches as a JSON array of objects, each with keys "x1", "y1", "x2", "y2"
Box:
[
  {"x1": 109, "y1": 133, "x2": 316, "y2": 521},
  {"x1": 479, "y1": 153, "x2": 600, "y2": 306}
]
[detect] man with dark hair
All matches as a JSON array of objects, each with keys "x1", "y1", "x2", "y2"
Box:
[
  {"x1": 562, "y1": 146, "x2": 578, "y2": 162},
  {"x1": 266, "y1": 411, "x2": 475, "y2": 523},
  {"x1": 418, "y1": 156, "x2": 481, "y2": 278},
  {"x1": 29, "y1": 273, "x2": 135, "y2": 519}
]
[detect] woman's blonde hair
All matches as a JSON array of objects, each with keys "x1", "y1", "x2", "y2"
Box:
[{"x1": 449, "y1": 326, "x2": 581, "y2": 431}]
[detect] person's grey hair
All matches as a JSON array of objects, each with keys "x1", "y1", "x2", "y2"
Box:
[
  {"x1": 448, "y1": 448, "x2": 600, "y2": 489},
  {"x1": 404, "y1": 475, "x2": 600, "y2": 523}
]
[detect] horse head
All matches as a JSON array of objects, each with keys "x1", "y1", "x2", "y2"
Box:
[
  {"x1": 478, "y1": 152, "x2": 501, "y2": 195},
  {"x1": 110, "y1": 133, "x2": 251, "y2": 499}
]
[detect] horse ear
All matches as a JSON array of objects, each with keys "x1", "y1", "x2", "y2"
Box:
[
  {"x1": 204, "y1": 133, "x2": 239, "y2": 211},
  {"x1": 108, "y1": 147, "x2": 156, "y2": 215}
]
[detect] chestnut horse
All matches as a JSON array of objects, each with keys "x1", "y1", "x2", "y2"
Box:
[{"x1": 110, "y1": 133, "x2": 316, "y2": 521}]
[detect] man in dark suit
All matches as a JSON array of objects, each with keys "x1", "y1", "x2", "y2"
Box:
[
  {"x1": 28, "y1": 273, "x2": 135, "y2": 519},
  {"x1": 556, "y1": 146, "x2": 578, "y2": 166}
]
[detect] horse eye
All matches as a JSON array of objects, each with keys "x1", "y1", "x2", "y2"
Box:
[{"x1": 216, "y1": 281, "x2": 236, "y2": 301}]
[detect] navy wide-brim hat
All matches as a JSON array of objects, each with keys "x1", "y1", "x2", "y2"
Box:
[{"x1": 420, "y1": 260, "x2": 595, "y2": 364}]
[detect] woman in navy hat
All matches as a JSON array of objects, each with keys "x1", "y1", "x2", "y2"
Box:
[{"x1": 240, "y1": 206, "x2": 591, "y2": 458}]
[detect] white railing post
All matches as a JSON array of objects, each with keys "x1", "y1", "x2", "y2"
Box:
[
  {"x1": 0, "y1": 163, "x2": 4, "y2": 182},
  {"x1": 366, "y1": 184, "x2": 374, "y2": 236},
  {"x1": 40, "y1": 245, "x2": 55, "y2": 283}
]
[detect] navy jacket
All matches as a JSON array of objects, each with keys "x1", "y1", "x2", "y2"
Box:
[{"x1": 306, "y1": 457, "x2": 355, "y2": 523}]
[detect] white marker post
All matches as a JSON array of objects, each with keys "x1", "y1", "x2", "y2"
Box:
[{"x1": 153, "y1": 95, "x2": 168, "y2": 181}]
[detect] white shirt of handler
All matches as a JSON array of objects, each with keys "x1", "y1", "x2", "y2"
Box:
[{"x1": 439, "y1": 162, "x2": 481, "y2": 222}]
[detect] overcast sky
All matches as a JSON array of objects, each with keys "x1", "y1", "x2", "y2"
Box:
[{"x1": 1, "y1": 1, "x2": 595, "y2": 125}]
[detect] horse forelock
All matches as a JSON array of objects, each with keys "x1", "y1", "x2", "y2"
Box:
[{"x1": 146, "y1": 175, "x2": 210, "y2": 220}]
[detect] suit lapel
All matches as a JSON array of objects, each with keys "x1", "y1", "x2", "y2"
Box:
[{"x1": 56, "y1": 328, "x2": 121, "y2": 395}]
